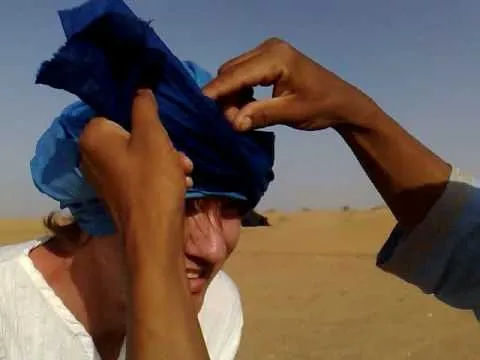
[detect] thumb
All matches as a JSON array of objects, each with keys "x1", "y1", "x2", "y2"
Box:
[
  {"x1": 232, "y1": 95, "x2": 297, "y2": 131},
  {"x1": 130, "y1": 89, "x2": 168, "y2": 142}
]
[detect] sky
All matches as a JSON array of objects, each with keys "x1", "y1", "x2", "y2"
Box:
[{"x1": 0, "y1": 0, "x2": 479, "y2": 217}]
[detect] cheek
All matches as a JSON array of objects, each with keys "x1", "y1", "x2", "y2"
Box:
[{"x1": 221, "y1": 218, "x2": 241, "y2": 255}]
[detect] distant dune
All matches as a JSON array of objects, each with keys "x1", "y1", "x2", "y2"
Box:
[
  {"x1": 227, "y1": 208, "x2": 480, "y2": 360},
  {"x1": 0, "y1": 218, "x2": 45, "y2": 244},
  {"x1": 1, "y1": 208, "x2": 479, "y2": 359}
]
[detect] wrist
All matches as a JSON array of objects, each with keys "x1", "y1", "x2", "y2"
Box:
[
  {"x1": 121, "y1": 205, "x2": 185, "y2": 268},
  {"x1": 118, "y1": 190, "x2": 185, "y2": 236},
  {"x1": 331, "y1": 81, "x2": 381, "y2": 125},
  {"x1": 123, "y1": 225, "x2": 185, "y2": 282},
  {"x1": 333, "y1": 91, "x2": 388, "y2": 135}
]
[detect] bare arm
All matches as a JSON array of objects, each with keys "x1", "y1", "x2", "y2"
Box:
[
  {"x1": 335, "y1": 101, "x2": 451, "y2": 228},
  {"x1": 125, "y1": 219, "x2": 209, "y2": 360}
]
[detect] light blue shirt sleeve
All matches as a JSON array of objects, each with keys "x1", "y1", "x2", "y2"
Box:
[{"x1": 377, "y1": 168, "x2": 480, "y2": 319}]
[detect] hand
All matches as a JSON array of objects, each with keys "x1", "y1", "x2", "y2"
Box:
[
  {"x1": 79, "y1": 89, "x2": 193, "y2": 235},
  {"x1": 203, "y1": 38, "x2": 376, "y2": 132}
]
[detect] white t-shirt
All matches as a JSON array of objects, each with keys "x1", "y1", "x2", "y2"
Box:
[{"x1": 0, "y1": 238, "x2": 243, "y2": 360}]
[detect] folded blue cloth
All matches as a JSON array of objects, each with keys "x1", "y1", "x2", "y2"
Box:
[{"x1": 31, "y1": 0, "x2": 275, "y2": 235}]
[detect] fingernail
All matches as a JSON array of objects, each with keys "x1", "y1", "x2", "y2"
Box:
[
  {"x1": 179, "y1": 152, "x2": 194, "y2": 170},
  {"x1": 237, "y1": 116, "x2": 252, "y2": 132},
  {"x1": 202, "y1": 87, "x2": 212, "y2": 98},
  {"x1": 185, "y1": 157, "x2": 194, "y2": 171},
  {"x1": 137, "y1": 89, "x2": 154, "y2": 101},
  {"x1": 137, "y1": 89, "x2": 158, "y2": 112}
]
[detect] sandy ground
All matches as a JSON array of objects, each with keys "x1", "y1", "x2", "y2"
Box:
[{"x1": 1, "y1": 208, "x2": 479, "y2": 359}]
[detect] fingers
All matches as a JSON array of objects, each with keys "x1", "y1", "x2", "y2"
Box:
[
  {"x1": 203, "y1": 38, "x2": 291, "y2": 100},
  {"x1": 216, "y1": 38, "x2": 285, "y2": 76},
  {"x1": 130, "y1": 89, "x2": 170, "y2": 144},
  {"x1": 216, "y1": 47, "x2": 261, "y2": 75},
  {"x1": 79, "y1": 117, "x2": 129, "y2": 164},
  {"x1": 78, "y1": 118, "x2": 130, "y2": 199},
  {"x1": 178, "y1": 152, "x2": 193, "y2": 173},
  {"x1": 220, "y1": 88, "x2": 255, "y2": 123},
  {"x1": 231, "y1": 95, "x2": 298, "y2": 131},
  {"x1": 203, "y1": 54, "x2": 283, "y2": 100},
  {"x1": 79, "y1": 157, "x2": 105, "y2": 194},
  {"x1": 223, "y1": 104, "x2": 240, "y2": 123},
  {"x1": 178, "y1": 152, "x2": 194, "y2": 188}
]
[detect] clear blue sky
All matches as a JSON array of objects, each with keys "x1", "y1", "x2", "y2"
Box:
[{"x1": 1, "y1": 0, "x2": 479, "y2": 217}]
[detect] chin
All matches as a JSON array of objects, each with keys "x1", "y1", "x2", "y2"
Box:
[
  {"x1": 191, "y1": 290, "x2": 206, "y2": 313},
  {"x1": 187, "y1": 271, "x2": 217, "y2": 313}
]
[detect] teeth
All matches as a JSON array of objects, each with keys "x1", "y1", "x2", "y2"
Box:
[{"x1": 186, "y1": 272, "x2": 200, "y2": 279}]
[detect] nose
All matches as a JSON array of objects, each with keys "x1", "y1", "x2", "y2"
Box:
[{"x1": 184, "y1": 212, "x2": 228, "y2": 265}]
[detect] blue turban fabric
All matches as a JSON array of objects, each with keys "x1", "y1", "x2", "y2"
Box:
[{"x1": 31, "y1": 0, "x2": 275, "y2": 236}]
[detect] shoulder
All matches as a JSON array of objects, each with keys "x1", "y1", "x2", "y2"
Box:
[
  {"x1": 0, "y1": 240, "x2": 41, "y2": 337},
  {"x1": 200, "y1": 271, "x2": 243, "y2": 330},
  {"x1": 205, "y1": 270, "x2": 242, "y2": 306},
  {"x1": 0, "y1": 239, "x2": 44, "y2": 296},
  {"x1": 0, "y1": 239, "x2": 40, "y2": 264},
  {"x1": 199, "y1": 271, "x2": 243, "y2": 360}
]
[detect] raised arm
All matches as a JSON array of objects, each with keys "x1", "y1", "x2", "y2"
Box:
[
  {"x1": 79, "y1": 90, "x2": 210, "y2": 359},
  {"x1": 204, "y1": 39, "x2": 480, "y2": 313}
]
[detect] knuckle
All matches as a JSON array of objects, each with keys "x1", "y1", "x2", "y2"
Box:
[
  {"x1": 253, "y1": 107, "x2": 268, "y2": 126},
  {"x1": 218, "y1": 62, "x2": 233, "y2": 76},
  {"x1": 79, "y1": 117, "x2": 109, "y2": 151},
  {"x1": 274, "y1": 39, "x2": 295, "y2": 58},
  {"x1": 264, "y1": 37, "x2": 288, "y2": 49},
  {"x1": 262, "y1": 38, "x2": 296, "y2": 70},
  {"x1": 263, "y1": 38, "x2": 293, "y2": 56},
  {"x1": 267, "y1": 39, "x2": 297, "y2": 76}
]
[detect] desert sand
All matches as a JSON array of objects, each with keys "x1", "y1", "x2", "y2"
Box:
[{"x1": 1, "y1": 208, "x2": 478, "y2": 359}]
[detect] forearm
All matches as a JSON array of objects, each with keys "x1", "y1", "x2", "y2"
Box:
[
  {"x1": 335, "y1": 98, "x2": 451, "y2": 228},
  {"x1": 124, "y1": 215, "x2": 209, "y2": 360}
]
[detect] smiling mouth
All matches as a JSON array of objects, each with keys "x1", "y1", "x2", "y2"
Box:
[
  {"x1": 185, "y1": 254, "x2": 215, "y2": 294},
  {"x1": 185, "y1": 267, "x2": 212, "y2": 294},
  {"x1": 186, "y1": 271, "x2": 201, "y2": 280}
]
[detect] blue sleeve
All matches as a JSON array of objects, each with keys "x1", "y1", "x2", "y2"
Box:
[{"x1": 377, "y1": 168, "x2": 480, "y2": 319}]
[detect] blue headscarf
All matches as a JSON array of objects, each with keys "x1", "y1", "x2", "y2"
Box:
[{"x1": 31, "y1": 0, "x2": 275, "y2": 236}]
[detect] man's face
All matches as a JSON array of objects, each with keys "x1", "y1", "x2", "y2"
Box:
[{"x1": 183, "y1": 198, "x2": 244, "y2": 310}]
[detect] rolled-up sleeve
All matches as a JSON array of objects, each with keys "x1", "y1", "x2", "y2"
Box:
[{"x1": 377, "y1": 168, "x2": 480, "y2": 318}]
